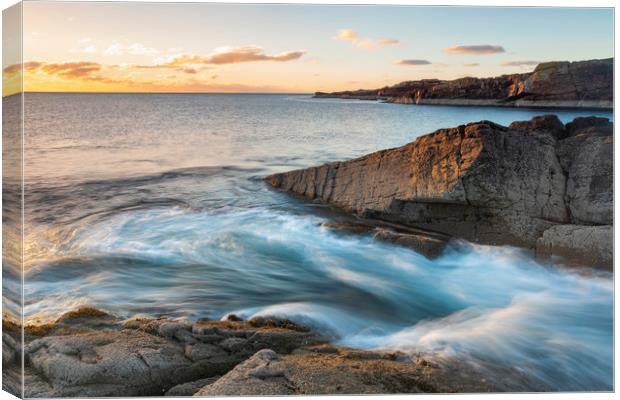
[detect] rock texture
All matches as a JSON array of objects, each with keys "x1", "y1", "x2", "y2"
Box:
[
  {"x1": 265, "y1": 116, "x2": 613, "y2": 269},
  {"x1": 3, "y1": 307, "x2": 515, "y2": 397},
  {"x1": 315, "y1": 58, "x2": 613, "y2": 109},
  {"x1": 14, "y1": 308, "x2": 327, "y2": 397}
]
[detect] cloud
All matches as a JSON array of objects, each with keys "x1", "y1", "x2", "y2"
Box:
[
  {"x1": 4, "y1": 61, "x2": 102, "y2": 80},
  {"x1": 335, "y1": 29, "x2": 399, "y2": 50},
  {"x1": 443, "y1": 45, "x2": 505, "y2": 55},
  {"x1": 142, "y1": 46, "x2": 305, "y2": 68},
  {"x1": 103, "y1": 42, "x2": 159, "y2": 57},
  {"x1": 463, "y1": 63, "x2": 480, "y2": 67},
  {"x1": 83, "y1": 45, "x2": 97, "y2": 54},
  {"x1": 181, "y1": 67, "x2": 197, "y2": 74},
  {"x1": 207, "y1": 46, "x2": 304, "y2": 64},
  {"x1": 104, "y1": 43, "x2": 123, "y2": 56},
  {"x1": 393, "y1": 59, "x2": 431, "y2": 66},
  {"x1": 336, "y1": 29, "x2": 359, "y2": 41},
  {"x1": 40, "y1": 61, "x2": 102, "y2": 78},
  {"x1": 501, "y1": 60, "x2": 540, "y2": 66},
  {"x1": 127, "y1": 43, "x2": 158, "y2": 57}
]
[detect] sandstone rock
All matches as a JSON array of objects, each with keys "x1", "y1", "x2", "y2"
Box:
[{"x1": 266, "y1": 116, "x2": 612, "y2": 269}]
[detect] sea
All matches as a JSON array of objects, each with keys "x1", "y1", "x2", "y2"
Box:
[{"x1": 2, "y1": 92, "x2": 614, "y2": 390}]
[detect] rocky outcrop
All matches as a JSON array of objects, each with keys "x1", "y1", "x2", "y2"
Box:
[
  {"x1": 265, "y1": 116, "x2": 613, "y2": 269},
  {"x1": 4, "y1": 307, "x2": 514, "y2": 397},
  {"x1": 14, "y1": 308, "x2": 327, "y2": 397},
  {"x1": 194, "y1": 346, "x2": 502, "y2": 396},
  {"x1": 315, "y1": 58, "x2": 613, "y2": 109}
]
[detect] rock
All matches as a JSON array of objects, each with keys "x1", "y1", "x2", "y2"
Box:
[
  {"x1": 25, "y1": 330, "x2": 198, "y2": 396},
  {"x1": 195, "y1": 349, "x2": 293, "y2": 396},
  {"x1": 557, "y1": 125, "x2": 613, "y2": 225},
  {"x1": 265, "y1": 116, "x2": 612, "y2": 269},
  {"x1": 20, "y1": 308, "x2": 528, "y2": 396},
  {"x1": 536, "y1": 225, "x2": 612, "y2": 268},
  {"x1": 165, "y1": 376, "x2": 220, "y2": 396},
  {"x1": 185, "y1": 343, "x2": 228, "y2": 361},
  {"x1": 21, "y1": 309, "x2": 331, "y2": 397},
  {"x1": 373, "y1": 229, "x2": 448, "y2": 259},
  {"x1": 314, "y1": 58, "x2": 612, "y2": 110},
  {"x1": 195, "y1": 347, "x2": 508, "y2": 396}
]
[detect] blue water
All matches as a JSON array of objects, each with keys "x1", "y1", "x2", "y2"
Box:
[{"x1": 8, "y1": 93, "x2": 614, "y2": 390}]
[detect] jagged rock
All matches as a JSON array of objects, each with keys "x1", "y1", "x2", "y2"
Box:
[
  {"x1": 265, "y1": 116, "x2": 612, "y2": 269},
  {"x1": 315, "y1": 58, "x2": 612, "y2": 109},
  {"x1": 16, "y1": 308, "x2": 537, "y2": 396},
  {"x1": 20, "y1": 311, "x2": 329, "y2": 397},
  {"x1": 194, "y1": 346, "x2": 510, "y2": 396}
]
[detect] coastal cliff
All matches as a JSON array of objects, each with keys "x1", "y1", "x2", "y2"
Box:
[
  {"x1": 314, "y1": 58, "x2": 613, "y2": 109},
  {"x1": 265, "y1": 115, "x2": 613, "y2": 269}
]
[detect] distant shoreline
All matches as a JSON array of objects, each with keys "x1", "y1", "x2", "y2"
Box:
[{"x1": 314, "y1": 58, "x2": 613, "y2": 111}]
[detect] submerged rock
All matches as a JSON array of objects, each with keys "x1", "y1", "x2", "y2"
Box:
[{"x1": 265, "y1": 115, "x2": 613, "y2": 269}]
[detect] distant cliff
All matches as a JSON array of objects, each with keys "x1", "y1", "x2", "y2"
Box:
[
  {"x1": 266, "y1": 116, "x2": 613, "y2": 269},
  {"x1": 315, "y1": 58, "x2": 613, "y2": 109}
]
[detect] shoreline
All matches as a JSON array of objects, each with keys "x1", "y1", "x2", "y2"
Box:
[
  {"x1": 314, "y1": 58, "x2": 613, "y2": 112},
  {"x1": 3, "y1": 307, "x2": 522, "y2": 397},
  {"x1": 312, "y1": 94, "x2": 613, "y2": 111}
]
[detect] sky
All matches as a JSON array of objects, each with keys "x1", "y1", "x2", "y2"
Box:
[{"x1": 2, "y1": 2, "x2": 615, "y2": 94}]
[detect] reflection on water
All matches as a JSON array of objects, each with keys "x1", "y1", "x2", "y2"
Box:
[{"x1": 10, "y1": 93, "x2": 614, "y2": 391}]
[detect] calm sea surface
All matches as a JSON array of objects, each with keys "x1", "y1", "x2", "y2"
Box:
[{"x1": 5, "y1": 93, "x2": 614, "y2": 390}]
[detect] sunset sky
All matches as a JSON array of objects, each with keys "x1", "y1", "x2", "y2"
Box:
[{"x1": 2, "y1": 2, "x2": 614, "y2": 95}]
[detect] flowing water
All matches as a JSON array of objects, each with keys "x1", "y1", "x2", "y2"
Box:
[{"x1": 3, "y1": 93, "x2": 614, "y2": 391}]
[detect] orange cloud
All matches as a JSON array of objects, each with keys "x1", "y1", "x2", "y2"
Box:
[
  {"x1": 335, "y1": 29, "x2": 399, "y2": 50},
  {"x1": 40, "y1": 61, "x2": 102, "y2": 78},
  {"x1": 139, "y1": 46, "x2": 305, "y2": 69},
  {"x1": 443, "y1": 45, "x2": 505, "y2": 55}
]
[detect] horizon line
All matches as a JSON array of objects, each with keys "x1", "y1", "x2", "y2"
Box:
[{"x1": 3, "y1": 91, "x2": 316, "y2": 97}]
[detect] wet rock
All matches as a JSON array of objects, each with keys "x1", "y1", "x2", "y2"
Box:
[
  {"x1": 266, "y1": 116, "x2": 612, "y2": 269},
  {"x1": 165, "y1": 376, "x2": 220, "y2": 396},
  {"x1": 195, "y1": 347, "x2": 502, "y2": 396},
  {"x1": 373, "y1": 229, "x2": 448, "y2": 259},
  {"x1": 536, "y1": 225, "x2": 612, "y2": 268}
]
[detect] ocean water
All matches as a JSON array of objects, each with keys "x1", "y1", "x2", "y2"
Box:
[{"x1": 5, "y1": 93, "x2": 614, "y2": 391}]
